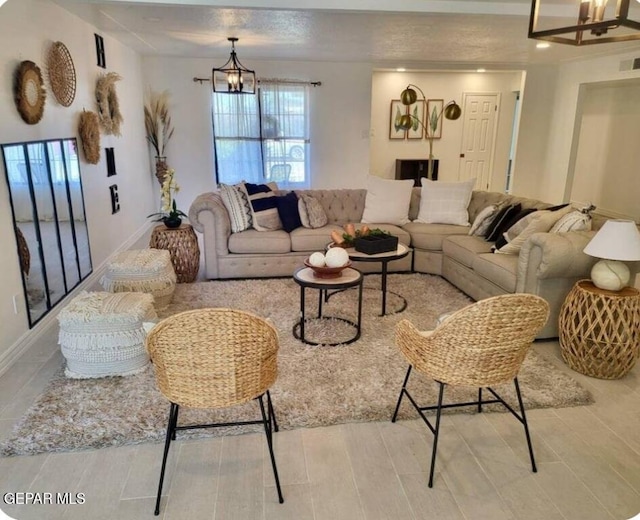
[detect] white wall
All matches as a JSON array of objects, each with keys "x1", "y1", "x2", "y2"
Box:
[
  {"x1": 570, "y1": 81, "x2": 640, "y2": 221},
  {"x1": 141, "y1": 56, "x2": 374, "y2": 203},
  {"x1": 369, "y1": 70, "x2": 523, "y2": 186},
  {"x1": 0, "y1": 0, "x2": 154, "y2": 366},
  {"x1": 523, "y1": 50, "x2": 640, "y2": 204}
]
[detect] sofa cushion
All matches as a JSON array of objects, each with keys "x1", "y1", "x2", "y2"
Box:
[
  {"x1": 219, "y1": 183, "x2": 252, "y2": 233},
  {"x1": 415, "y1": 178, "x2": 475, "y2": 225},
  {"x1": 473, "y1": 253, "x2": 518, "y2": 293},
  {"x1": 275, "y1": 192, "x2": 303, "y2": 232},
  {"x1": 228, "y1": 229, "x2": 291, "y2": 254},
  {"x1": 290, "y1": 225, "x2": 343, "y2": 252},
  {"x1": 242, "y1": 182, "x2": 282, "y2": 231},
  {"x1": 443, "y1": 235, "x2": 494, "y2": 269},
  {"x1": 403, "y1": 222, "x2": 468, "y2": 251},
  {"x1": 361, "y1": 176, "x2": 414, "y2": 226}
]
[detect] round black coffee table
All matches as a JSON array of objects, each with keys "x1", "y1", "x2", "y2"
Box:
[{"x1": 292, "y1": 266, "x2": 363, "y2": 346}]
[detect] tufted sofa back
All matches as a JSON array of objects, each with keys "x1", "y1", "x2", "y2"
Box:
[{"x1": 294, "y1": 189, "x2": 367, "y2": 225}]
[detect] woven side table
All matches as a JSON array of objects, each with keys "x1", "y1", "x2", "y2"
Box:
[
  {"x1": 559, "y1": 279, "x2": 640, "y2": 379},
  {"x1": 150, "y1": 223, "x2": 200, "y2": 283}
]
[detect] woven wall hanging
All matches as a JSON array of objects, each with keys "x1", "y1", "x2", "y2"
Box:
[
  {"x1": 47, "y1": 41, "x2": 76, "y2": 107},
  {"x1": 14, "y1": 61, "x2": 46, "y2": 124},
  {"x1": 78, "y1": 110, "x2": 101, "y2": 164},
  {"x1": 95, "y1": 72, "x2": 123, "y2": 136}
]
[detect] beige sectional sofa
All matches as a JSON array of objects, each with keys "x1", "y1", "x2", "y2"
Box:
[{"x1": 189, "y1": 187, "x2": 608, "y2": 338}]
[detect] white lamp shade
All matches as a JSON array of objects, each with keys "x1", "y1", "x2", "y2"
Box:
[{"x1": 583, "y1": 220, "x2": 640, "y2": 261}]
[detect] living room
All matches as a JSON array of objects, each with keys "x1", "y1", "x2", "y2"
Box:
[{"x1": 1, "y1": 0, "x2": 640, "y2": 518}]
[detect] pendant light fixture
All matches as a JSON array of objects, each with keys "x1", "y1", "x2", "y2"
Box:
[
  {"x1": 529, "y1": 0, "x2": 640, "y2": 45},
  {"x1": 212, "y1": 37, "x2": 256, "y2": 94}
]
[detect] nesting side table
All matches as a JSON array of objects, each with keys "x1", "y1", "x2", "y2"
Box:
[
  {"x1": 149, "y1": 223, "x2": 200, "y2": 283},
  {"x1": 559, "y1": 279, "x2": 640, "y2": 379}
]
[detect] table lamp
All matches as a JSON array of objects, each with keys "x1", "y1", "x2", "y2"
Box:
[{"x1": 583, "y1": 219, "x2": 640, "y2": 291}]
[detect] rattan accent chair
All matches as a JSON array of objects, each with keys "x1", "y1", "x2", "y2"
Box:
[
  {"x1": 145, "y1": 308, "x2": 284, "y2": 515},
  {"x1": 392, "y1": 293, "x2": 550, "y2": 488}
]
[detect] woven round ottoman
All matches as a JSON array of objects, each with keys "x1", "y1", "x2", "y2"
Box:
[
  {"x1": 100, "y1": 249, "x2": 176, "y2": 309},
  {"x1": 58, "y1": 291, "x2": 157, "y2": 379}
]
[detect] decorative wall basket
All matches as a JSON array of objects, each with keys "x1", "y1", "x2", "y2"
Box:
[
  {"x1": 96, "y1": 72, "x2": 123, "y2": 136},
  {"x1": 14, "y1": 61, "x2": 46, "y2": 124},
  {"x1": 78, "y1": 110, "x2": 101, "y2": 164},
  {"x1": 47, "y1": 41, "x2": 76, "y2": 107}
]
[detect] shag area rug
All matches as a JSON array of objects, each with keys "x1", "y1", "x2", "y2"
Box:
[{"x1": 2, "y1": 274, "x2": 593, "y2": 456}]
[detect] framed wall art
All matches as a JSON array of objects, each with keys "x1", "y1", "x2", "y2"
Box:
[
  {"x1": 426, "y1": 99, "x2": 444, "y2": 139},
  {"x1": 406, "y1": 99, "x2": 425, "y2": 140},
  {"x1": 389, "y1": 99, "x2": 406, "y2": 140}
]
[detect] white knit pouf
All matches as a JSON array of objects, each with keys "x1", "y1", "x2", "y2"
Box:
[
  {"x1": 58, "y1": 291, "x2": 157, "y2": 379},
  {"x1": 100, "y1": 249, "x2": 176, "y2": 309}
]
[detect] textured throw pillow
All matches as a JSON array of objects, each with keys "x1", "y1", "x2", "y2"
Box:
[
  {"x1": 241, "y1": 182, "x2": 282, "y2": 231},
  {"x1": 493, "y1": 208, "x2": 538, "y2": 249},
  {"x1": 416, "y1": 178, "x2": 475, "y2": 226},
  {"x1": 484, "y1": 203, "x2": 522, "y2": 242},
  {"x1": 361, "y1": 176, "x2": 414, "y2": 225},
  {"x1": 495, "y1": 205, "x2": 574, "y2": 254},
  {"x1": 218, "y1": 182, "x2": 252, "y2": 233},
  {"x1": 298, "y1": 194, "x2": 328, "y2": 229},
  {"x1": 469, "y1": 204, "x2": 500, "y2": 236},
  {"x1": 549, "y1": 210, "x2": 593, "y2": 233},
  {"x1": 275, "y1": 192, "x2": 303, "y2": 232}
]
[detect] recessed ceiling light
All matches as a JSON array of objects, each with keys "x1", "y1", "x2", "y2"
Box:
[
  {"x1": 396, "y1": 68, "x2": 406, "y2": 72},
  {"x1": 536, "y1": 42, "x2": 551, "y2": 49},
  {"x1": 477, "y1": 68, "x2": 486, "y2": 73}
]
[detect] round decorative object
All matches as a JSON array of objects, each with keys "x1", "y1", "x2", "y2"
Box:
[
  {"x1": 308, "y1": 252, "x2": 326, "y2": 267},
  {"x1": 304, "y1": 259, "x2": 352, "y2": 279},
  {"x1": 78, "y1": 110, "x2": 101, "y2": 164},
  {"x1": 325, "y1": 246, "x2": 349, "y2": 268},
  {"x1": 14, "y1": 61, "x2": 46, "y2": 124},
  {"x1": 47, "y1": 41, "x2": 76, "y2": 107},
  {"x1": 149, "y1": 224, "x2": 200, "y2": 283},
  {"x1": 590, "y1": 259, "x2": 630, "y2": 291},
  {"x1": 96, "y1": 72, "x2": 123, "y2": 136}
]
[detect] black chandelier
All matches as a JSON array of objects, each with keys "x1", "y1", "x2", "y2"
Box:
[
  {"x1": 529, "y1": 0, "x2": 640, "y2": 45},
  {"x1": 212, "y1": 37, "x2": 256, "y2": 94}
]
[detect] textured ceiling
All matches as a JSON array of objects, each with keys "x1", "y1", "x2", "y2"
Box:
[{"x1": 52, "y1": 0, "x2": 640, "y2": 68}]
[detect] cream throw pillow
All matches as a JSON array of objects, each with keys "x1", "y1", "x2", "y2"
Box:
[
  {"x1": 496, "y1": 205, "x2": 573, "y2": 254},
  {"x1": 469, "y1": 204, "x2": 500, "y2": 236},
  {"x1": 361, "y1": 176, "x2": 414, "y2": 225},
  {"x1": 416, "y1": 178, "x2": 475, "y2": 226},
  {"x1": 298, "y1": 194, "x2": 328, "y2": 229}
]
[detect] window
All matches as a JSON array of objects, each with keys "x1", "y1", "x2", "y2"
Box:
[{"x1": 212, "y1": 82, "x2": 310, "y2": 188}]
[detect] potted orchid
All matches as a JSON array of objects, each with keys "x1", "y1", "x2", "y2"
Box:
[{"x1": 148, "y1": 168, "x2": 187, "y2": 228}]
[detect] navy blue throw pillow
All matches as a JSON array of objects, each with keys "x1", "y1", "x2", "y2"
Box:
[{"x1": 275, "y1": 192, "x2": 302, "y2": 232}]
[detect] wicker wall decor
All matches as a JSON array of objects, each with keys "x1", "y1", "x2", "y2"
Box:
[
  {"x1": 96, "y1": 72, "x2": 123, "y2": 136},
  {"x1": 47, "y1": 41, "x2": 76, "y2": 107},
  {"x1": 14, "y1": 61, "x2": 47, "y2": 124},
  {"x1": 78, "y1": 110, "x2": 101, "y2": 164}
]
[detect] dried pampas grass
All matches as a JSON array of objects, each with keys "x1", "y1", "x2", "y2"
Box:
[
  {"x1": 78, "y1": 110, "x2": 101, "y2": 164},
  {"x1": 144, "y1": 89, "x2": 174, "y2": 156},
  {"x1": 96, "y1": 72, "x2": 123, "y2": 136}
]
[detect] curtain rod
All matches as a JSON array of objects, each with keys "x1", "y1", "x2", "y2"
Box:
[{"x1": 193, "y1": 77, "x2": 321, "y2": 87}]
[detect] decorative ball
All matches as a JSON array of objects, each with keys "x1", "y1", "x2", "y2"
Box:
[
  {"x1": 308, "y1": 252, "x2": 326, "y2": 267},
  {"x1": 591, "y1": 260, "x2": 630, "y2": 291},
  {"x1": 325, "y1": 247, "x2": 349, "y2": 268}
]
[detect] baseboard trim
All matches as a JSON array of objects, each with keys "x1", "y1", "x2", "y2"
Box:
[{"x1": 0, "y1": 222, "x2": 155, "y2": 378}]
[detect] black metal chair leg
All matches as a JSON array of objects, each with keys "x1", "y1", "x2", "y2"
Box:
[
  {"x1": 266, "y1": 390, "x2": 279, "y2": 433},
  {"x1": 171, "y1": 404, "x2": 180, "y2": 440},
  {"x1": 259, "y1": 395, "x2": 284, "y2": 504},
  {"x1": 155, "y1": 402, "x2": 178, "y2": 515},
  {"x1": 428, "y1": 382, "x2": 445, "y2": 488},
  {"x1": 478, "y1": 388, "x2": 483, "y2": 413},
  {"x1": 514, "y1": 377, "x2": 537, "y2": 473},
  {"x1": 392, "y1": 365, "x2": 413, "y2": 422}
]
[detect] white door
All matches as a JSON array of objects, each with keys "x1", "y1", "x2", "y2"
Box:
[{"x1": 458, "y1": 93, "x2": 500, "y2": 190}]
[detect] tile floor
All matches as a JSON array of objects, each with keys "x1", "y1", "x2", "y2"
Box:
[{"x1": 0, "y1": 325, "x2": 639, "y2": 519}]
